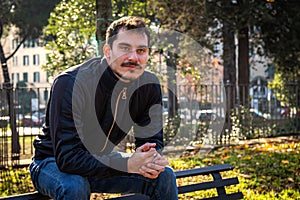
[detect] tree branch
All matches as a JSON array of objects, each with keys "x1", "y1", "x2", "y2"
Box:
[{"x1": 6, "y1": 36, "x2": 27, "y2": 61}]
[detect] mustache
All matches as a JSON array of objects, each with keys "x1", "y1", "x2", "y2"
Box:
[{"x1": 121, "y1": 62, "x2": 143, "y2": 69}]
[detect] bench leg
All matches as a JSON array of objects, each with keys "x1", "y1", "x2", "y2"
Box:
[{"x1": 212, "y1": 172, "x2": 226, "y2": 196}]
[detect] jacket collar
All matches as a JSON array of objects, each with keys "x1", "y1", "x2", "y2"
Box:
[{"x1": 100, "y1": 58, "x2": 139, "y2": 93}]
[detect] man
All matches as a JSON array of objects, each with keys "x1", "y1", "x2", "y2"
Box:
[{"x1": 29, "y1": 16, "x2": 178, "y2": 200}]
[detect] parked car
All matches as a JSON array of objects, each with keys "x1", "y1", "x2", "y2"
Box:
[
  {"x1": 198, "y1": 109, "x2": 217, "y2": 121},
  {"x1": 180, "y1": 108, "x2": 192, "y2": 123},
  {"x1": 249, "y1": 109, "x2": 271, "y2": 119},
  {"x1": 21, "y1": 115, "x2": 45, "y2": 127},
  {"x1": 0, "y1": 116, "x2": 9, "y2": 128},
  {"x1": 280, "y1": 107, "x2": 290, "y2": 117}
]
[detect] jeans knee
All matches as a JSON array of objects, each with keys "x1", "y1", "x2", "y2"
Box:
[
  {"x1": 154, "y1": 167, "x2": 178, "y2": 200},
  {"x1": 161, "y1": 167, "x2": 176, "y2": 181},
  {"x1": 55, "y1": 176, "x2": 90, "y2": 200}
]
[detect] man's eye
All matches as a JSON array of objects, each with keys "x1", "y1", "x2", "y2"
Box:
[
  {"x1": 137, "y1": 48, "x2": 147, "y2": 54},
  {"x1": 120, "y1": 46, "x2": 131, "y2": 51}
]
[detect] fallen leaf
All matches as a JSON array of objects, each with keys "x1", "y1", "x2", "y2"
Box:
[
  {"x1": 287, "y1": 177, "x2": 295, "y2": 182},
  {"x1": 281, "y1": 160, "x2": 289, "y2": 164}
]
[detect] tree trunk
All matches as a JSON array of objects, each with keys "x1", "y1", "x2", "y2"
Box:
[
  {"x1": 223, "y1": 21, "x2": 236, "y2": 110},
  {"x1": 96, "y1": 0, "x2": 112, "y2": 57},
  {"x1": 0, "y1": 21, "x2": 20, "y2": 161},
  {"x1": 166, "y1": 52, "x2": 178, "y2": 118},
  {"x1": 164, "y1": 51, "x2": 179, "y2": 143},
  {"x1": 222, "y1": 21, "x2": 236, "y2": 134},
  {"x1": 238, "y1": 27, "x2": 249, "y2": 107}
]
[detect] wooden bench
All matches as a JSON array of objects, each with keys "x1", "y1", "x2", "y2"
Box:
[{"x1": 0, "y1": 164, "x2": 243, "y2": 200}]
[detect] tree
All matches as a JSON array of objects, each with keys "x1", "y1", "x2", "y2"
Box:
[
  {"x1": 0, "y1": 0, "x2": 60, "y2": 159},
  {"x1": 43, "y1": 0, "x2": 157, "y2": 74},
  {"x1": 1, "y1": 0, "x2": 61, "y2": 82},
  {"x1": 43, "y1": 0, "x2": 97, "y2": 74},
  {"x1": 259, "y1": 1, "x2": 300, "y2": 77},
  {"x1": 258, "y1": 0, "x2": 300, "y2": 108},
  {"x1": 148, "y1": 0, "x2": 210, "y2": 117},
  {"x1": 96, "y1": 0, "x2": 112, "y2": 56}
]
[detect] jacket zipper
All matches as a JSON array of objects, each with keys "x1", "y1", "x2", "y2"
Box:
[
  {"x1": 122, "y1": 87, "x2": 127, "y2": 99},
  {"x1": 100, "y1": 87, "x2": 127, "y2": 152}
]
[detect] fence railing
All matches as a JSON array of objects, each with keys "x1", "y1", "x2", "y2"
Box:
[{"x1": 1, "y1": 82, "x2": 299, "y2": 167}]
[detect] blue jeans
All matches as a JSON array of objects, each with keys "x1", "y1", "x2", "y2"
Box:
[{"x1": 29, "y1": 157, "x2": 178, "y2": 200}]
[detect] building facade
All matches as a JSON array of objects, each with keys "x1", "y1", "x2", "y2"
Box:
[{"x1": 1, "y1": 27, "x2": 51, "y2": 109}]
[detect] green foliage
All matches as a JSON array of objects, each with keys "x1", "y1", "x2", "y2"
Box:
[
  {"x1": 259, "y1": 1, "x2": 300, "y2": 106},
  {"x1": 0, "y1": 0, "x2": 60, "y2": 38},
  {"x1": 11, "y1": 0, "x2": 61, "y2": 39},
  {"x1": 269, "y1": 69, "x2": 300, "y2": 108},
  {"x1": 258, "y1": 1, "x2": 300, "y2": 76},
  {"x1": 164, "y1": 115, "x2": 181, "y2": 144},
  {"x1": 113, "y1": 0, "x2": 152, "y2": 21},
  {"x1": 169, "y1": 138, "x2": 300, "y2": 199},
  {"x1": 229, "y1": 105, "x2": 299, "y2": 139},
  {"x1": 42, "y1": 0, "x2": 156, "y2": 74},
  {"x1": 149, "y1": 0, "x2": 208, "y2": 41},
  {"x1": 42, "y1": 0, "x2": 97, "y2": 74},
  {"x1": 0, "y1": 0, "x2": 60, "y2": 84},
  {"x1": 148, "y1": 0, "x2": 212, "y2": 85},
  {"x1": 0, "y1": 167, "x2": 34, "y2": 196},
  {"x1": 0, "y1": 1, "x2": 14, "y2": 26}
]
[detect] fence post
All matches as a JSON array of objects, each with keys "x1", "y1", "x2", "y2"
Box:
[
  {"x1": 224, "y1": 80, "x2": 232, "y2": 139},
  {"x1": 296, "y1": 80, "x2": 299, "y2": 131}
]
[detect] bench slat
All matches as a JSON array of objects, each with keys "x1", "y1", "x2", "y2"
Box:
[
  {"x1": 175, "y1": 164, "x2": 234, "y2": 178},
  {"x1": 178, "y1": 177, "x2": 239, "y2": 194},
  {"x1": 0, "y1": 192, "x2": 49, "y2": 200},
  {"x1": 200, "y1": 192, "x2": 244, "y2": 200},
  {"x1": 107, "y1": 194, "x2": 149, "y2": 200}
]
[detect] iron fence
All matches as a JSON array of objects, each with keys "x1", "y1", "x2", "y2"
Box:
[{"x1": 0, "y1": 82, "x2": 299, "y2": 167}]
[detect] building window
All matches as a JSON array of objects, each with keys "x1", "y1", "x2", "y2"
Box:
[
  {"x1": 23, "y1": 73, "x2": 28, "y2": 82},
  {"x1": 44, "y1": 90, "x2": 49, "y2": 102},
  {"x1": 23, "y1": 55, "x2": 29, "y2": 66},
  {"x1": 11, "y1": 73, "x2": 14, "y2": 83},
  {"x1": 33, "y1": 72, "x2": 40, "y2": 82},
  {"x1": 16, "y1": 73, "x2": 20, "y2": 82},
  {"x1": 12, "y1": 56, "x2": 18, "y2": 66},
  {"x1": 31, "y1": 39, "x2": 37, "y2": 47},
  {"x1": 12, "y1": 38, "x2": 19, "y2": 49},
  {"x1": 33, "y1": 54, "x2": 40, "y2": 65},
  {"x1": 23, "y1": 39, "x2": 37, "y2": 48},
  {"x1": 23, "y1": 40, "x2": 29, "y2": 48},
  {"x1": 46, "y1": 71, "x2": 52, "y2": 82},
  {"x1": 266, "y1": 63, "x2": 275, "y2": 79},
  {"x1": 37, "y1": 39, "x2": 44, "y2": 47}
]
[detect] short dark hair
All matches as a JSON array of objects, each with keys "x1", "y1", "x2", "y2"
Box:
[{"x1": 106, "y1": 16, "x2": 150, "y2": 48}]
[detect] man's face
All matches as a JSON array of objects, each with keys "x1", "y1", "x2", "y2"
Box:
[{"x1": 104, "y1": 29, "x2": 150, "y2": 82}]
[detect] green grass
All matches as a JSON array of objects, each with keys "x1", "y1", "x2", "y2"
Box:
[
  {"x1": 1, "y1": 137, "x2": 299, "y2": 199},
  {"x1": 0, "y1": 135, "x2": 36, "y2": 161},
  {"x1": 168, "y1": 137, "x2": 300, "y2": 200}
]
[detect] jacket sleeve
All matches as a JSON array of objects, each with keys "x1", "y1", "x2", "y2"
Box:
[
  {"x1": 50, "y1": 75, "x2": 129, "y2": 178},
  {"x1": 133, "y1": 82, "x2": 164, "y2": 151}
]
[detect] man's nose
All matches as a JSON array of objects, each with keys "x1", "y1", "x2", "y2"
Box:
[{"x1": 127, "y1": 50, "x2": 138, "y2": 60}]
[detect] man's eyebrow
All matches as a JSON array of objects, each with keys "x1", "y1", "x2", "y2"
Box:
[
  {"x1": 118, "y1": 43, "x2": 131, "y2": 46},
  {"x1": 118, "y1": 42, "x2": 148, "y2": 48}
]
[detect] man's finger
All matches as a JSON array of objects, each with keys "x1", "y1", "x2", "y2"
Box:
[
  {"x1": 139, "y1": 167, "x2": 159, "y2": 179},
  {"x1": 136, "y1": 143, "x2": 156, "y2": 152}
]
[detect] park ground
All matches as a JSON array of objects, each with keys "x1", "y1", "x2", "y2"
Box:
[{"x1": 1, "y1": 135, "x2": 299, "y2": 200}]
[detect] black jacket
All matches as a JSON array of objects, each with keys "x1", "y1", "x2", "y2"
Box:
[{"x1": 33, "y1": 58, "x2": 164, "y2": 178}]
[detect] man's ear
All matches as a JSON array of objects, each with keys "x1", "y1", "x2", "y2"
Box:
[{"x1": 103, "y1": 44, "x2": 111, "y2": 60}]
